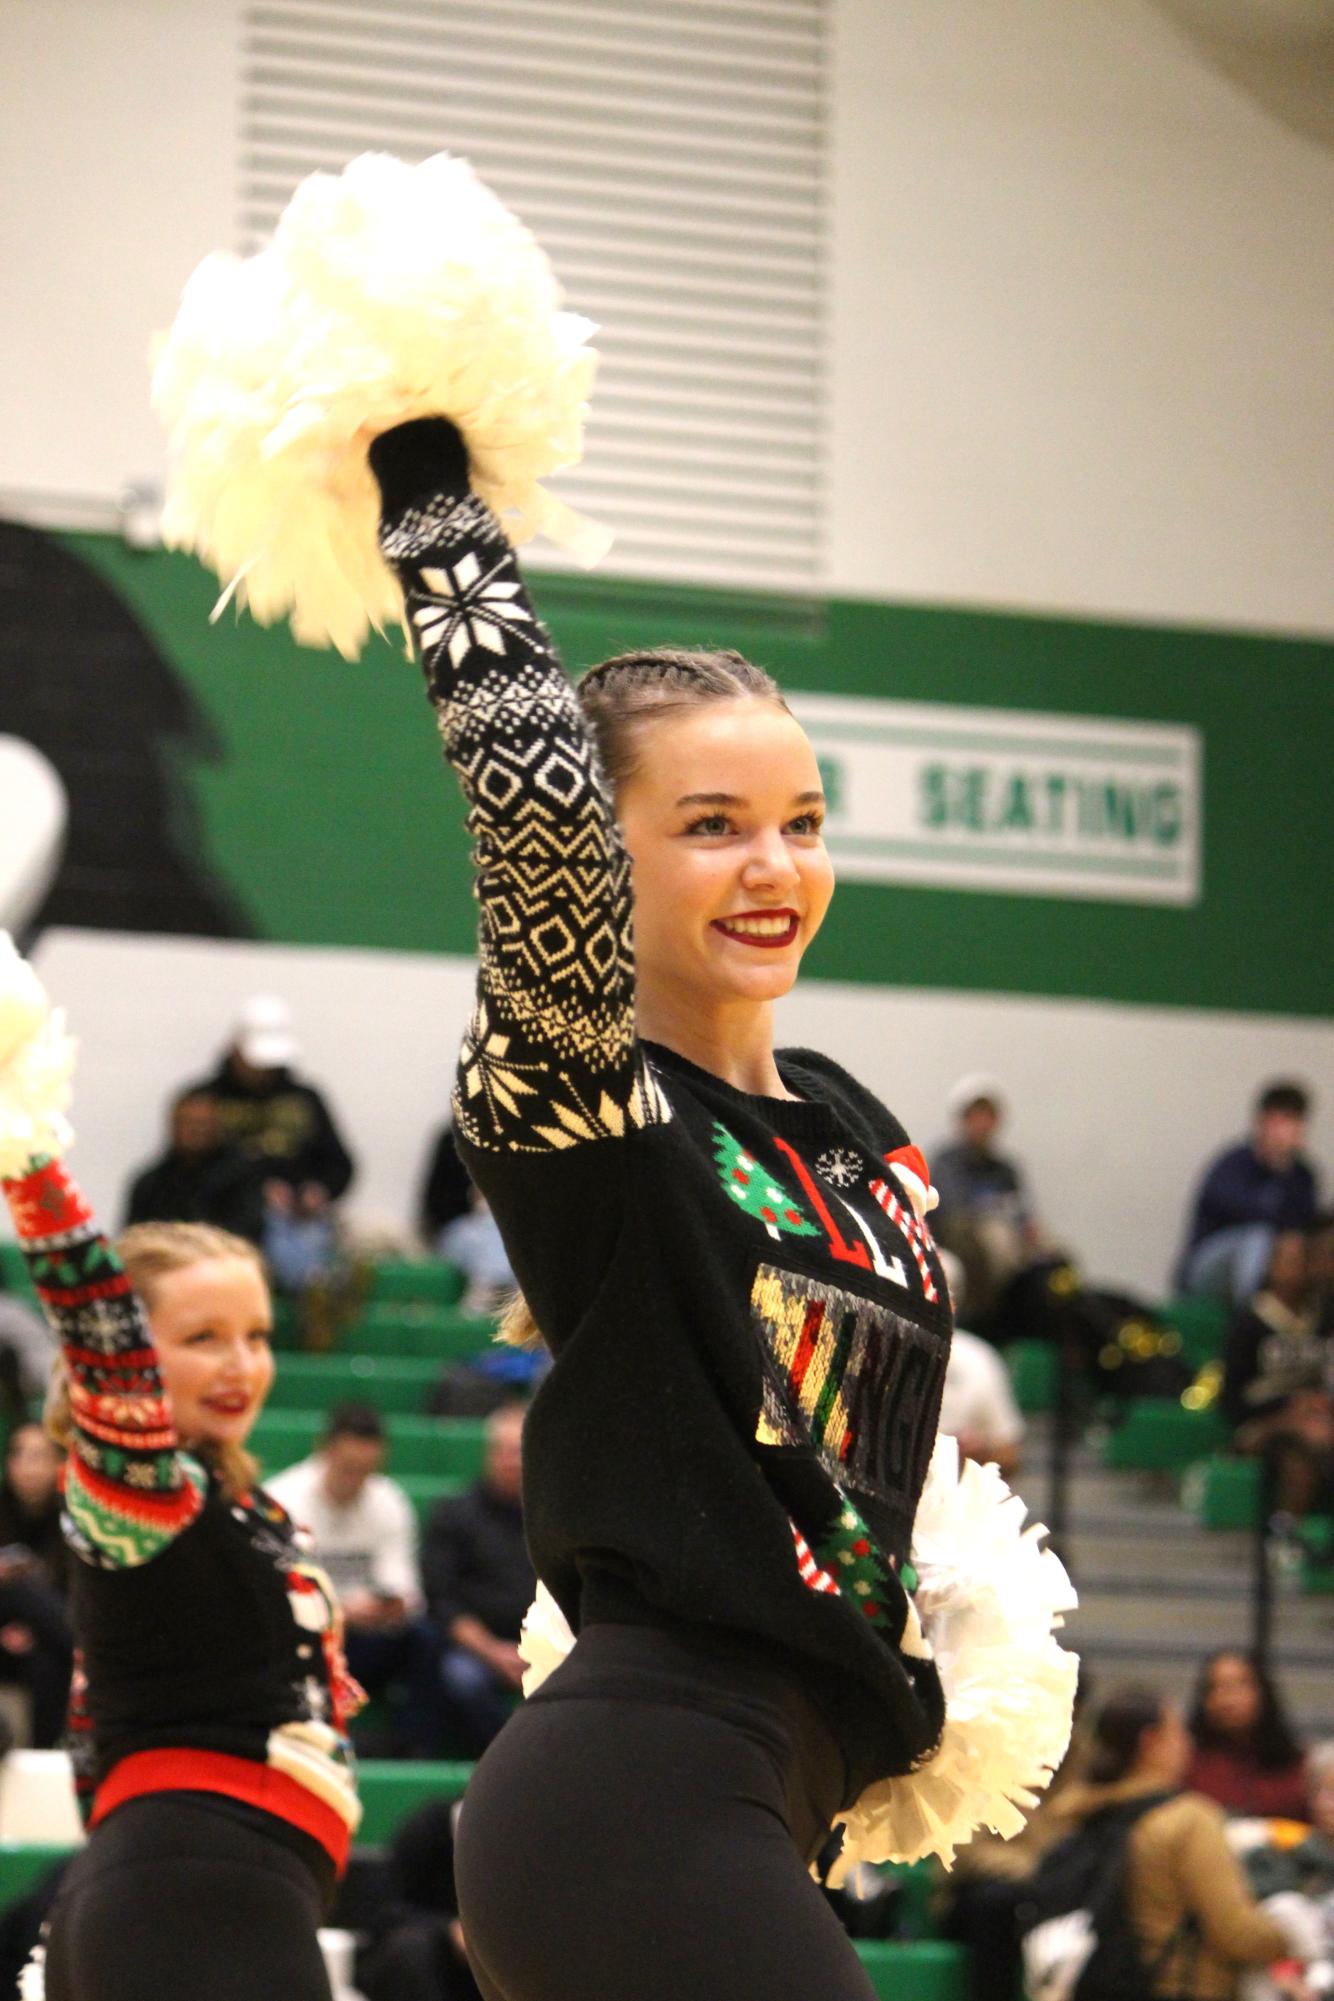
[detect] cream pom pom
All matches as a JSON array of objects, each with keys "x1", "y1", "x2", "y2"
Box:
[
  {"x1": 516, "y1": 1441, "x2": 1077, "y2": 1878},
  {"x1": 828, "y1": 1435, "x2": 1078, "y2": 1880},
  {"x1": 518, "y1": 1580, "x2": 576, "y2": 1699},
  {"x1": 152, "y1": 152, "x2": 608, "y2": 661},
  {"x1": 0, "y1": 934, "x2": 76, "y2": 1177}
]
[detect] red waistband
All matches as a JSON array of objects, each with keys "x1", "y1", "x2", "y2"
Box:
[{"x1": 90, "y1": 1749, "x2": 352, "y2": 1875}]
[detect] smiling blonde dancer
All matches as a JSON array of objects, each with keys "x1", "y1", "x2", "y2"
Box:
[{"x1": 362, "y1": 416, "x2": 953, "y2": 2001}]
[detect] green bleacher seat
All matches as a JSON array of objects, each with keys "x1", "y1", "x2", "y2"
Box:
[
  {"x1": 1159, "y1": 1294, "x2": 1230, "y2": 1369},
  {"x1": 1182, "y1": 1453, "x2": 1263, "y2": 1530},
  {"x1": 0, "y1": 1770, "x2": 480, "y2": 1912},
  {"x1": 1101, "y1": 1401, "x2": 1228, "y2": 1472},
  {"x1": 1296, "y1": 1514, "x2": 1334, "y2": 1594},
  {"x1": 854, "y1": 1940, "x2": 969, "y2": 2001},
  {"x1": 355, "y1": 1758, "x2": 473, "y2": 1844},
  {"x1": 1006, "y1": 1340, "x2": 1057, "y2": 1414},
  {"x1": 0, "y1": 1841, "x2": 74, "y2": 1907},
  {"x1": 269, "y1": 1353, "x2": 440, "y2": 1414},
  {"x1": 342, "y1": 1307, "x2": 499, "y2": 1363},
  {"x1": 251, "y1": 1411, "x2": 489, "y2": 1483},
  {"x1": 399, "y1": 1473, "x2": 470, "y2": 1526},
  {"x1": 366, "y1": 1259, "x2": 467, "y2": 1308}
]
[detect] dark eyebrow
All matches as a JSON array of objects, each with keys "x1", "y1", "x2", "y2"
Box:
[{"x1": 674, "y1": 790, "x2": 826, "y2": 809}]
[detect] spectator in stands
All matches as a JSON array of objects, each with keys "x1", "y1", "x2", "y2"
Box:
[
  {"x1": 421, "y1": 1402, "x2": 533, "y2": 1756},
  {"x1": 183, "y1": 995, "x2": 355, "y2": 1293},
  {"x1": 419, "y1": 1120, "x2": 473, "y2": 1245},
  {"x1": 1245, "y1": 1741, "x2": 1334, "y2": 1964},
  {"x1": 1186, "y1": 1651, "x2": 1309, "y2": 1822},
  {"x1": 0, "y1": 1423, "x2": 74, "y2": 1746},
  {"x1": 932, "y1": 1076, "x2": 1041, "y2": 1323},
  {"x1": 1222, "y1": 1229, "x2": 1334, "y2": 1521},
  {"x1": 935, "y1": 1250, "x2": 1024, "y2": 1480},
  {"x1": 355, "y1": 1795, "x2": 482, "y2": 2001},
  {"x1": 0, "y1": 1271, "x2": 51, "y2": 1410},
  {"x1": 123, "y1": 1088, "x2": 266, "y2": 1245},
  {"x1": 437, "y1": 1193, "x2": 517, "y2": 1319},
  {"x1": 267, "y1": 1403, "x2": 442, "y2": 1756},
  {"x1": 1178, "y1": 1082, "x2": 1321, "y2": 1308},
  {"x1": 0, "y1": 1422, "x2": 66, "y2": 1594},
  {"x1": 1047, "y1": 1683, "x2": 1296, "y2": 1999}
]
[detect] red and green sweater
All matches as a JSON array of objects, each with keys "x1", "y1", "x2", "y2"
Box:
[{"x1": 1, "y1": 1155, "x2": 362, "y2": 1870}]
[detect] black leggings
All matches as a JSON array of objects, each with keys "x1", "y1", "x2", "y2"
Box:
[
  {"x1": 43, "y1": 1795, "x2": 333, "y2": 2001},
  {"x1": 455, "y1": 1623, "x2": 877, "y2": 2001}
]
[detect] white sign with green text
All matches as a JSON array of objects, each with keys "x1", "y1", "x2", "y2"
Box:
[{"x1": 790, "y1": 694, "x2": 1201, "y2": 905}]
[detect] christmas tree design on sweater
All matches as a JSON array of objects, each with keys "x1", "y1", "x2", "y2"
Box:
[{"x1": 713, "y1": 1121, "x2": 820, "y2": 1243}]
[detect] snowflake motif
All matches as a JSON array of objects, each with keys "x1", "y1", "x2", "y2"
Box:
[
  {"x1": 413, "y1": 551, "x2": 532, "y2": 668},
  {"x1": 69, "y1": 1301, "x2": 134, "y2": 1353},
  {"x1": 816, "y1": 1147, "x2": 862, "y2": 1190},
  {"x1": 457, "y1": 998, "x2": 549, "y2": 1134}
]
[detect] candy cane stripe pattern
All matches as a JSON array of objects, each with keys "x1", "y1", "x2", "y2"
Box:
[
  {"x1": 791, "y1": 1521, "x2": 839, "y2": 1596},
  {"x1": 867, "y1": 1178, "x2": 939, "y2": 1304}
]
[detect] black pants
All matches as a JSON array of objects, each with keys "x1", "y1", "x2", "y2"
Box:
[
  {"x1": 455, "y1": 1623, "x2": 877, "y2": 2001},
  {"x1": 43, "y1": 1795, "x2": 333, "y2": 2001}
]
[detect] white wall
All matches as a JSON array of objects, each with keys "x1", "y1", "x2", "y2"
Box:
[
  {"x1": 18, "y1": 929, "x2": 1333, "y2": 1304},
  {"x1": 0, "y1": 0, "x2": 239, "y2": 512},
  {"x1": 828, "y1": 0, "x2": 1334, "y2": 632},
  {"x1": 3, "y1": 0, "x2": 1331, "y2": 633}
]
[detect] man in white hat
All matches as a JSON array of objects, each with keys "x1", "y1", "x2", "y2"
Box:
[{"x1": 182, "y1": 995, "x2": 355, "y2": 1291}]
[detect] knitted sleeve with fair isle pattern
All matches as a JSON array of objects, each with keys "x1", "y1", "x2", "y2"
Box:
[
  {"x1": 378, "y1": 484, "x2": 669, "y2": 1155},
  {"x1": 2, "y1": 1156, "x2": 204, "y2": 1567}
]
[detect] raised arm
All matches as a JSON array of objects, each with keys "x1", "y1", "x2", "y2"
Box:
[
  {"x1": 370, "y1": 419, "x2": 666, "y2": 1156},
  {"x1": 4, "y1": 1156, "x2": 205, "y2": 1566},
  {"x1": 0, "y1": 945, "x2": 204, "y2": 1567}
]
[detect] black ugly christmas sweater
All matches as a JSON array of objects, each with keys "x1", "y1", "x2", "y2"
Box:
[{"x1": 372, "y1": 422, "x2": 951, "y2": 1802}]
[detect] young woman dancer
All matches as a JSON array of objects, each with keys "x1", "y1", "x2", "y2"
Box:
[
  {"x1": 366, "y1": 416, "x2": 954, "y2": 2000},
  {"x1": 0, "y1": 1041, "x2": 362, "y2": 2001}
]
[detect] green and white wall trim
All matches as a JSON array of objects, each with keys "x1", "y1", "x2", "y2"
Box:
[{"x1": 7, "y1": 533, "x2": 1331, "y2": 1298}]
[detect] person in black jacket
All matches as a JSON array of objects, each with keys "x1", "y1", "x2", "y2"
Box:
[
  {"x1": 419, "y1": 1121, "x2": 474, "y2": 1245},
  {"x1": 123, "y1": 1090, "x2": 266, "y2": 1246},
  {"x1": 421, "y1": 1403, "x2": 533, "y2": 1755},
  {"x1": 183, "y1": 995, "x2": 355, "y2": 1292}
]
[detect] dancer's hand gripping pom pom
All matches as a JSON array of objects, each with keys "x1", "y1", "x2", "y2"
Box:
[
  {"x1": 828, "y1": 1434, "x2": 1078, "y2": 1877},
  {"x1": 517, "y1": 1436, "x2": 1077, "y2": 1872},
  {"x1": 152, "y1": 152, "x2": 608, "y2": 660},
  {"x1": 0, "y1": 934, "x2": 77, "y2": 1177}
]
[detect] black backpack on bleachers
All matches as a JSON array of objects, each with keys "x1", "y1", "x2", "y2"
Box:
[{"x1": 1017, "y1": 1792, "x2": 1187, "y2": 2000}]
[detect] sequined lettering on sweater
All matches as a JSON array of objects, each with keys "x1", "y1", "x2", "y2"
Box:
[{"x1": 751, "y1": 1265, "x2": 945, "y2": 1529}]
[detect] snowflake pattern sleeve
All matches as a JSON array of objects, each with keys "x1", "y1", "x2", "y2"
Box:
[
  {"x1": 378, "y1": 483, "x2": 668, "y2": 1155},
  {"x1": 1, "y1": 1158, "x2": 203, "y2": 1567}
]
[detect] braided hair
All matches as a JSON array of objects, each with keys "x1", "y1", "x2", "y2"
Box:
[{"x1": 576, "y1": 646, "x2": 788, "y2": 792}]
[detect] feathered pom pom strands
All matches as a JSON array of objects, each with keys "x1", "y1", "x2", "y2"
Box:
[
  {"x1": 152, "y1": 152, "x2": 609, "y2": 660},
  {"x1": 0, "y1": 934, "x2": 77, "y2": 1177},
  {"x1": 827, "y1": 1435, "x2": 1078, "y2": 1880}
]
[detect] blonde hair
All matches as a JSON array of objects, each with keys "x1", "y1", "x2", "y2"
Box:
[
  {"x1": 493, "y1": 646, "x2": 788, "y2": 1352},
  {"x1": 46, "y1": 1221, "x2": 268, "y2": 1501}
]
